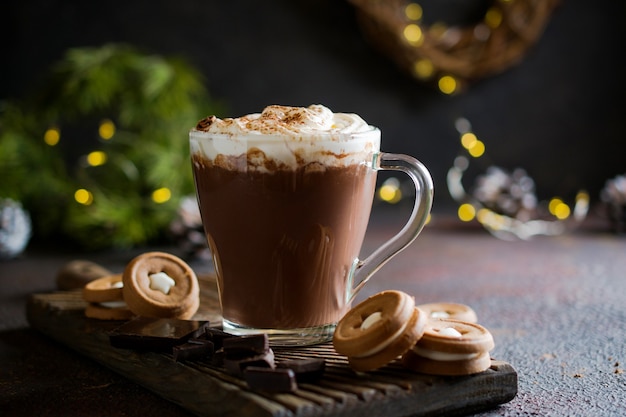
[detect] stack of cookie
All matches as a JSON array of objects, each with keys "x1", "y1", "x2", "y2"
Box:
[
  {"x1": 80, "y1": 251, "x2": 200, "y2": 321},
  {"x1": 333, "y1": 290, "x2": 495, "y2": 376}
]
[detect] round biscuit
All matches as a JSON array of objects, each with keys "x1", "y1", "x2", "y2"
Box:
[
  {"x1": 417, "y1": 302, "x2": 478, "y2": 323},
  {"x1": 402, "y1": 349, "x2": 492, "y2": 375},
  {"x1": 122, "y1": 252, "x2": 199, "y2": 319},
  {"x1": 346, "y1": 306, "x2": 426, "y2": 372},
  {"x1": 418, "y1": 318, "x2": 494, "y2": 354},
  {"x1": 333, "y1": 290, "x2": 417, "y2": 357},
  {"x1": 85, "y1": 302, "x2": 135, "y2": 321},
  {"x1": 82, "y1": 274, "x2": 124, "y2": 303}
]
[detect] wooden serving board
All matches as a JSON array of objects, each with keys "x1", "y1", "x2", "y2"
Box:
[{"x1": 27, "y1": 274, "x2": 517, "y2": 417}]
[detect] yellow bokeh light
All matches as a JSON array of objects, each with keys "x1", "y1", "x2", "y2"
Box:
[
  {"x1": 468, "y1": 140, "x2": 486, "y2": 157},
  {"x1": 405, "y1": 3, "x2": 423, "y2": 21},
  {"x1": 74, "y1": 189, "x2": 94, "y2": 205},
  {"x1": 461, "y1": 132, "x2": 477, "y2": 149},
  {"x1": 438, "y1": 75, "x2": 457, "y2": 94},
  {"x1": 379, "y1": 184, "x2": 402, "y2": 204},
  {"x1": 413, "y1": 59, "x2": 434, "y2": 79},
  {"x1": 44, "y1": 127, "x2": 60, "y2": 146},
  {"x1": 99, "y1": 119, "x2": 116, "y2": 140},
  {"x1": 549, "y1": 198, "x2": 571, "y2": 220},
  {"x1": 87, "y1": 151, "x2": 107, "y2": 167},
  {"x1": 554, "y1": 203, "x2": 571, "y2": 220},
  {"x1": 403, "y1": 24, "x2": 424, "y2": 46},
  {"x1": 485, "y1": 7, "x2": 503, "y2": 28},
  {"x1": 548, "y1": 198, "x2": 563, "y2": 214},
  {"x1": 152, "y1": 187, "x2": 172, "y2": 204},
  {"x1": 458, "y1": 203, "x2": 476, "y2": 222}
]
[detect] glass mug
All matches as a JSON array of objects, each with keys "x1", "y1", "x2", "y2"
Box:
[{"x1": 190, "y1": 119, "x2": 433, "y2": 346}]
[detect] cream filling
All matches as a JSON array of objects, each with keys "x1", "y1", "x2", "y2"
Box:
[
  {"x1": 98, "y1": 300, "x2": 127, "y2": 309},
  {"x1": 430, "y1": 310, "x2": 450, "y2": 319},
  {"x1": 149, "y1": 272, "x2": 176, "y2": 295},
  {"x1": 410, "y1": 345, "x2": 479, "y2": 361},
  {"x1": 352, "y1": 316, "x2": 409, "y2": 358}
]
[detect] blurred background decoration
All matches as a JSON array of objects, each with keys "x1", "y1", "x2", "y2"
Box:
[
  {"x1": 446, "y1": 117, "x2": 590, "y2": 240},
  {"x1": 348, "y1": 0, "x2": 560, "y2": 93},
  {"x1": 0, "y1": 44, "x2": 221, "y2": 250},
  {"x1": 601, "y1": 174, "x2": 626, "y2": 234}
]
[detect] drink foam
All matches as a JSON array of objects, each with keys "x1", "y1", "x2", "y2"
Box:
[{"x1": 190, "y1": 105, "x2": 381, "y2": 171}]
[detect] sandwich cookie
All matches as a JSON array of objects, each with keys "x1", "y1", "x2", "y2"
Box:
[
  {"x1": 82, "y1": 274, "x2": 124, "y2": 303},
  {"x1": 402, "y1": 318, "x2": 494, "y2": 376},
  {"x1": 122, "y1": 252, "x2": 200, "y2": 319},
  {"x1": 85, "y1": 301, "x2": 135, "y2": 321},
  {"x1": 417, "y1": 302, "x2": 478, "y2": 323},
  {"x1": 82, "y1": 273, "x2": 135, "y2": 320},
  {"x1": 333, "y1": 290, "x2": 427, "y2": 372}
]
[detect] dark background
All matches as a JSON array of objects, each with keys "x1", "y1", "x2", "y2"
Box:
[{"x1": 3, "y1": 0, "x2": 626, "y2": 212}]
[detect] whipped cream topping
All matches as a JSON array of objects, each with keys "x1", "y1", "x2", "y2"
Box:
[
  {"x1": 190, "y1": 105, "x2": 380, "y2": 171},
  {"x1": 194, "y1": 104, "x2": 372, "y2": 136}
]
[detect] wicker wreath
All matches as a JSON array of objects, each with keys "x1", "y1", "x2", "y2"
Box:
[{"x1": 348, "y1": 0, "x2": 560, "y2": 92}]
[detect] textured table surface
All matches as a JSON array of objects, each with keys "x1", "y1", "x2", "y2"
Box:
[{"x1": 1, "y1": 213, "x2": 625, "y2": 417}]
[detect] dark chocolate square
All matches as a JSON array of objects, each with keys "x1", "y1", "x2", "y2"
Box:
[{"x1": 108, "y1": 317, "x2": 210, "y2": 352}]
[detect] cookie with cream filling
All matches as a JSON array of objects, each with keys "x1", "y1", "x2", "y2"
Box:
[
  {"x1": 333, "y1": 290, "x2": 427, "y2": 372},
  {"x1": 122, "y1": 251, "x2": 199, "y2": 319},
  {"x1": 402, "y1": 318, "x2": 494, "y2": 375},
  {"x1": 417, "y1": 302, "x2": 478, "y2": 323}
]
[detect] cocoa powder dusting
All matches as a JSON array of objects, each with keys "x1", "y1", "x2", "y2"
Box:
[
  {"x1": 196, "y1": 116, "x2": 218, "y2": 131},
  {"x1": 282, "y1": 111, "x2": 305, "y2": 125}
]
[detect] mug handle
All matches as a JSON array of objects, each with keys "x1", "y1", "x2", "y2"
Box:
[{"x1": 348, "y1": 152, "x2": 434, "y2": 302}]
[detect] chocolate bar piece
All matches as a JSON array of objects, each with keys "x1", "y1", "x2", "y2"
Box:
[
  {"x1": 204, "y1": 327, "x2": 238, "y2": 350},
  {"x1": 223, "y1": 349, "x2": 275, "y2": 378},
  {"x1": 211, "y1": 348, "x2": 225, "y2": 367},
  {"x1": 108, "y1": 317, "x2": 210, "y2": 351},
  {"x1": 173, "y1": 339, "x2": 215, "y2": 362},
  {"x1": 223, "y1": 334, "x2": 269, "y2": 355},
  {"x1": 244, "y1": 366, "x2": 298, "y2": 393},
  {"x1": 277, "y1": 358, "x2": 326, "y2": 383}
]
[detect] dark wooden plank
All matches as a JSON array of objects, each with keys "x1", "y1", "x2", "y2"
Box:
[{"x1": 26, "y1": 278, "x2": 517, "y2": 417}]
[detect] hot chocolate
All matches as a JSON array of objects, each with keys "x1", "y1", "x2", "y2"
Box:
[{"x1": 191, "y1": 105, "x2": 379, "y2": 330}]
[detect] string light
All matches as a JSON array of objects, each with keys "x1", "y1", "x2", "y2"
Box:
[
  {"x1": 413, "y1": 59, "x2": 434, "y2": 80},
  {"x1": 403, "y1": 24, "x2": 424, "y2": 46},
  {"x1": 438, "y1": 75, "x2": 458, "y2": 94},
  {"x1": 549, "y1": 198, "x2": 571, "y2": 220},
  {"x1": 43, "y1": 127, "x2": 60, "y2": 146},
  {"x1": 484, "y1": 7, "x2": 503, "y2": 28},
  {"x1": 458, "y1": 203, "x2": 476, "y2": 222},
  {"x1": 405, "y1": 3, "x2": 423, "y2": 21},
  {"x1": 152, "y1": 187, "x2": 172, "y2": 204},
  {"x1": 467, "y1": 140, "x2": 485, "y2": 158},
  {"x1": 461, "y1": 132, "x2": 478, "y2": 149},
  {"x1": 99, "y1": 119, "x2": 116, "y2": 140},
  {"x1": 74, "y1": 189, "x2": 94, "y2": 205},
  {"x1": 86, "y1": 151, "x2": 107, "y2": 167},
  {"x1": 378, "y1": 177, "x2": 403, "y2": 204}
]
